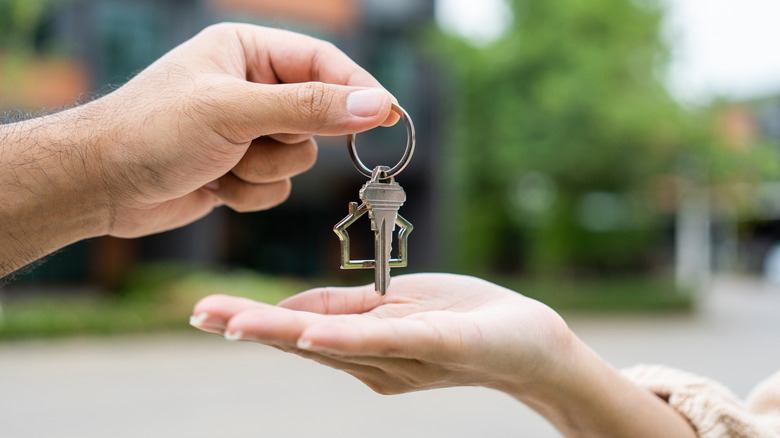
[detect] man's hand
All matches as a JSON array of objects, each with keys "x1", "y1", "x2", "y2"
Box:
[
  {"x1": 0, "y1": 23, "x2": 395, "y2": 275},
  {"x1": 97, "y1": 23, "x2": 396, "y2": 238}
]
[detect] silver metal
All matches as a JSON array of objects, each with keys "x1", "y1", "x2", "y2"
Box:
[
  {"x1": 333, "y1": 166, "x2": 413, "y2": 295},
  {"x1": 348, "y1": 103, "x2": 415, "y2": 179},
  {"x1": 360, "y1": 166, "x2": 406, "y2": 295}
]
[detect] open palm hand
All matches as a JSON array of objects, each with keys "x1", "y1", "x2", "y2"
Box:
[{"x1": 191, "y1": 273, "x2": 571, "y2": 395}]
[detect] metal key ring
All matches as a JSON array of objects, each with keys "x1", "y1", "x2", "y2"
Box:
[{"x1": 348, "y1": 103, "x2": 415, "y2": 178}]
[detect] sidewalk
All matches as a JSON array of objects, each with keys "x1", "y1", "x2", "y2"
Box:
[{"x1": 0, "y1": 275, "x2": 778, "y2": 438}]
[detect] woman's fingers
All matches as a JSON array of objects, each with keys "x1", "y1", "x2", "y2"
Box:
[
  {"x1": 192, "y1": 293, "x2": 441, "y2": 359},
  {"x1": 296, "y1": 317, "x2": 444, "y2": 360},
  {"x1": 223, "y1": 305, "x2": 324, "y2": 344},
  {"x1": 191, "y1": 294, "x2": 269, "y2": 334},
  {"x1": 278, "y1": 284, "x2": 382, "y2": 315},
  {"x1": 190, "y1": 293, "x2": 464, "y2": 393}
]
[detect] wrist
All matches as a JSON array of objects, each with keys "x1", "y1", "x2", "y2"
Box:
[
  {"x1": 487, "y1": 318, "x2": 581, "y2": 404},
  {"x1": 0, "y1": 104, "x2": 114, "y2": 275},
  {"x1": 502, "y1": 333, "x2": 602, "y2": 426},
  {"x1": 496, "y1": 331, "x2": 696, "y2": 438}
]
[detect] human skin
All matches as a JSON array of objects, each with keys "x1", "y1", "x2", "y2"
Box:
[
  {"x1": 0, "y1": 23, "x2": 397, "y2": 276},
  {"x1": 191, "y1": 273, "x2": 698, "y2": 438}
]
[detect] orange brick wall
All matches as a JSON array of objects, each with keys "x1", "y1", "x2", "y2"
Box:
[
  {"x1": 211, "y1": 0, "x2": 361, "y2": 32},
  {"x1": 0, "y1": 54, "x2": 90, "y2": 111}
]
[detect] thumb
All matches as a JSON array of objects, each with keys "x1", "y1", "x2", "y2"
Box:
[{"x1": 218, "y1": 80, "x2": 394, "y2": 142}]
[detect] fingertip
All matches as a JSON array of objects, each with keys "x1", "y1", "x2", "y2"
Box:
[
  {"x1": 189, "y1": 312, "x2": 227, "y2": 335},
  {"x1": 224, "y1": 330, "x2": 244, "y2": 341},
  {"x1": 297, "y1": 320, "x2": 352, "y2": 353},
  {"x1": 191, "y1": 294, "x2": 267, "y2": 329},
  {"x1": 380, "y1": 111, "x2": 401, "y2": 127},
  {"x1": 192, "y1": 293, "x2": 231, "y2": 315},
  {"x1": 382, "y1": 95, "x2": 401, "y2": 126}
]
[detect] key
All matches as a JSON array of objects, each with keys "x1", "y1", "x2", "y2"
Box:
[
  {"x1": 336, "y1": 103, "x2": 415, "y2": 294},
  {"x1": 360, "y1": 166, "x2": 406, "y2": 295}
]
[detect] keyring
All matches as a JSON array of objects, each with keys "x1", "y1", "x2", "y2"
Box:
[{"x1": 348, "y1": 103, "x2": 415, "y2": 178}]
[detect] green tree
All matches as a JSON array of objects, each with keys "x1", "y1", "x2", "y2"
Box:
[
  {"x1": 435, "y1": 0, "x2": 771, "y2": 276},
  {"x1": 0, "y1": 0, "x2": 49, "y2": 52}
]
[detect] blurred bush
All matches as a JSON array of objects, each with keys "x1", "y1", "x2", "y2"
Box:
[
  {"x1": 0, "y1": 264, "x2": 310, "y2": 339},
  {"x1": 431, "y1": 0, "x2": 778, "y2": 277},
  {"x1": 0, "y1": 0, "x2": 48, "y2": 51},
  {"x1": 0, "y1": 264, "x2": 691, "y2": 339},
  {"x1": 0, "y1": 0, "x2": 90, "y2": 111},
  {"x1": 503, "y1": 276, "x2": 692, "y2": 313}
]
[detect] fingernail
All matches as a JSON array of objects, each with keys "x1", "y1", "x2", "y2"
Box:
[
  {"x1": 296, "y1": 338, "x2": 312, "y2": 350},
  {"x1": 225, "y1": 330, "x2": 243, "y2": 341},
  {"x1": 189, "y1": 313, "x2": 210, "y2": 327},
  {"x1": 204, "y1": 180, "x2": 220, "y2": 191},
  {"x1": 189, "y1": 312, "x2": 226, "y2": 334},
  {"x1": 347, "y1": 89, "x2": 386, "y2": 118}
]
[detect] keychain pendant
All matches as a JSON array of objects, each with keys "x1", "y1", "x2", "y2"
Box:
[{"x1": 333, "y1": 104, "x2": 416, "y2": 295}]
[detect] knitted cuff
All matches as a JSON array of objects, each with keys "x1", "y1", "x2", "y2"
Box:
[{"x1": 622, "y1": 364, "x2": 777, "y2": 438}]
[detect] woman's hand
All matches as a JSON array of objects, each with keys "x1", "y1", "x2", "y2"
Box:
[
  {"x1": 191, "y1": 273, "x2": 698, "y2": 438},
  {"x1": 190, "y1": 273, "x2": 572, "y2": 394}
]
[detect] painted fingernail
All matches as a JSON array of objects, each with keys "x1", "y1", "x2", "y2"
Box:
[
  {"x1": 347, "y1": 89, "x2": 386, "y2": 118},
  {"x1": 296, "y1": 338, "x2": 312, "y2": 350},
  {"x1": 224, "y1": 330, "x2": 243, "y2": 341},
  {"x1": 204, "y1": 180, "x2": 220, "y2": 191}
]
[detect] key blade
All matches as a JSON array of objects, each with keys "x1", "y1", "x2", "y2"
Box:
[
  {"x1": 374, "y1": 216, "x2": 393, "y2": 295},
  {"x1": 371, "y1": 209, "x2": 398, "y2": 295},
  {"x1": 361, "y1": 179, "x2": 406, "y2": 296}
]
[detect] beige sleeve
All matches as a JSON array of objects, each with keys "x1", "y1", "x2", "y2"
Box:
[
  {"x1": 747, "y1": 370, "x2": 780, "y2": 434},
  {"x1": 622, "y1": 364, "x2": 780, "y2": 438}
]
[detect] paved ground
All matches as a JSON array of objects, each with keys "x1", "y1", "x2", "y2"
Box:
[{"x1": 0, "y1": 275, "x2": 779, "y2": 438}]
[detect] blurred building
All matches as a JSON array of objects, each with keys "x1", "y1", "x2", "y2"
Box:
[
  {"x1": 3, "y1": 0, "x2": 445, "y2": 288},
  {"x1": 709, "y1": 98, "x2": 780, "y2": 278}
]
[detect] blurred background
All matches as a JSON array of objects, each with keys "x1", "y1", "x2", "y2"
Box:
[
  {"x1": 3, "y1": 0, "x2": 780, "y2": 329},
  {"x1": 1, "y1": 1, "x2": 780, "y2": 436}
]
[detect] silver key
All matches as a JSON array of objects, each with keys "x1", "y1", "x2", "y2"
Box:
[{"x1": 359, "y1": 166, "x2": 406, "y2": 295}]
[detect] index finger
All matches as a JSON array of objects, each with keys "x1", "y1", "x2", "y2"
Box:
[
  {"x1": 233, "y1": 24, "x2": 400, "y2": 125},
  {"x1": 242, "y1": 27, "x2": 378, "y2": 86}
]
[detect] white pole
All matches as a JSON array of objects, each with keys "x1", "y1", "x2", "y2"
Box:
[{"x1": 675, "y1": 181, "x2": 711, "y2": 293}]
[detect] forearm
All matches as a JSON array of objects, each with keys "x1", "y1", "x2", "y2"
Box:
[
  {"x1": 0, "y1": 105, "x2": 111, "y2": 276},
  {"x1": 501, "y1": 335, "x2": 697, "y2": 438}
]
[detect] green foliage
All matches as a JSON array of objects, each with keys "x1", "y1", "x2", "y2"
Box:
[
  {"x1": 431, "y1": 0, "x2": 776, "y2": 276},
  {"x1": 0, "y1": 0, "x2": 50, "y2": 52},
  {"x1": 0, "y1": 265, "x2": 691, "y2": 339},
  {"x1": 502, "y1": 276, "x2": 693, "y2": 313},
  {"x1": 0, "y1": 264, "x2": 310, "y2": 339}
]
